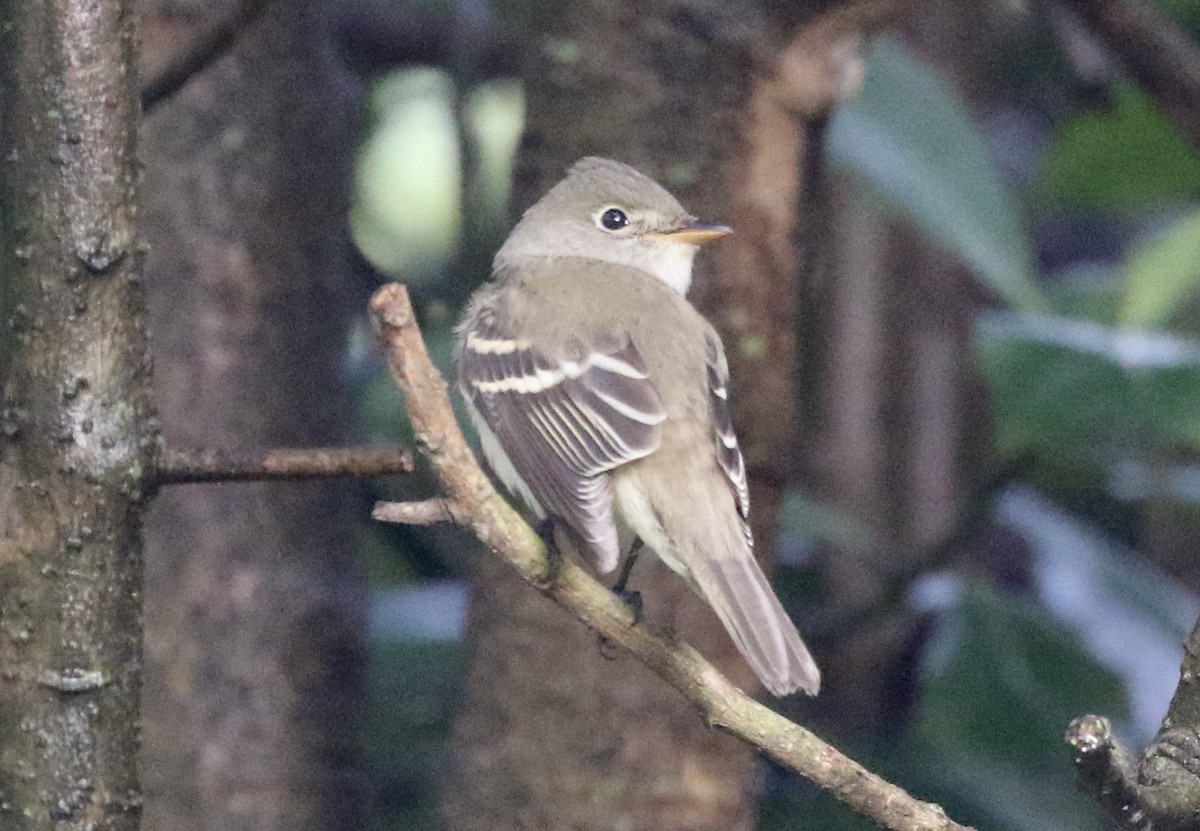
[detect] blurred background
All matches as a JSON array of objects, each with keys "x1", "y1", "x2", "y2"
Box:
[{"x1": 129, "y1": 0, "x2": 1200, "y2": 829}]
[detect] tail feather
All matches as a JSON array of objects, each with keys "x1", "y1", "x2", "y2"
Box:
[
  {"x1": 694, "y1": 547, "x2": 821, "y2": 697},
  {"x1": 612, "y1": 467, "x2": 820, "y2": 696}
]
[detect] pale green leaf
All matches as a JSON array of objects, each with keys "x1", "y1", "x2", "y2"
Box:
[
  {"x1": 829, "y1": 38, "x2": 1046, "y2": 312},
  {"x1": 1120, "y1": 208, "x2": 1200, "y2": 328}
]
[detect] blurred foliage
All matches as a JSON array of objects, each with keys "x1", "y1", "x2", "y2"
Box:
[
  {"x1": 1123, "y1": 208, "x2": 1200, "y2": 327},
  {"x1": 1038, "y1": 84, "x2": 1200, "y2": 213},
  {"x1": 351, "y1": 69, "x2": 522, "y2": 291},
  {"x1": 979, "y1": 312, "x2": 1200, "y2": 462},
  {"x1": 365, "y1": 639, "x2": 464, "y2": 831},
  {"x1": 352, "y1": 69, "x2": 463, "y2": 283},
  {"x1": 819, "y1": 28, "x2": 1200, "y2": 831},
  {"x1": 761, "y1": 582, "x2": 1119, "y2": 831},
  {"x1": 884, "y1": 581, "x2": 1119, "y2": 831},
  {"x1": 919, "y1": 583, "x2": 1126, "y2": 765},
  {"x1": 829, "y1": 38, "x2": 1047, "y2": 313}
]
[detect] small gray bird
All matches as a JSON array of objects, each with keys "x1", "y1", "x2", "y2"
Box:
[{"x1": 455, "y1": 157, "x2": 820, "y2": 696}]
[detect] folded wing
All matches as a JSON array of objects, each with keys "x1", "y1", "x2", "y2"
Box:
[{"x1": 459, "y1": 307, "x2": 666, "y2": 573}]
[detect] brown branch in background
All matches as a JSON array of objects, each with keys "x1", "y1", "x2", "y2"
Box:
[
  {"x1": 1056, "y1": 0, "x2": 1200, "y2": 152},
  {"x1": 154, "y1": 445, "x2": 414, "y2": 486},
  {"x1": 368, "y1": 283, "x2": 974, "y2": 831},
  {"x1": 1067, "y1": 616, "x2": 1200, "y2": 828},
  {"x1": 141, "y1": 0, "x2": 276, "y2": 112}
]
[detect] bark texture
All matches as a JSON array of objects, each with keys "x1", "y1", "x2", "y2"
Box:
[
  {"x1": 137, "y1": 2, "x2": 366, "y2": 829},
  {"x1": 0, "y1": 1, "x2": 151, "y2": 828},
  {"x1": 1067, "y1": 616, "x2": 1200, "y2": 829},
  {"x1": 441, "y1": 3, "x2": 864, "y2": 829}
]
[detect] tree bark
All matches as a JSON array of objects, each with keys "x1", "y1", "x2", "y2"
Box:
[
  {"x1": 810, "y1": 0, "x2": 994, "y2": 730},
  {"x1": 136, "y1": 2, "x2": 366, "y2": 829},
  {"x1": 1068, "y1": 614, "x2": 1200, "y2": 829},
  {"x1": 442, "y1": 3, "x2": 867, "y2": 829},
  {"x1": 0, "y1": 1, "x2": 151, "y2": 829}
]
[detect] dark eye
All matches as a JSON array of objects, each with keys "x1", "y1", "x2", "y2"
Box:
[{"x1": 599, "y1": 207, "x2": 629, "y2": 230}]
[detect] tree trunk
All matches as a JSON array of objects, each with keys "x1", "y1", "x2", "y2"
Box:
[
  {"x1": 812, "y1": 1, "x2": 994, "y2": 728},
  {"x1": 136, "y1": 3, "x2": 366, "y2": 829},
  {"x1": 443, "y1": 3, "x2": 860, "y2": 828},
  {"x1": 0, "y1": 1, "x2": 151, "y2": 829}
]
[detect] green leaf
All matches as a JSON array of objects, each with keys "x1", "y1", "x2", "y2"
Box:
[
  {"x1": 920, "y1": 582, "x2": 1128, "y2": 763},
  {"x1": 1121, "y1": 208, "x2": 1200, "y2": 328},
  {"x1": 907, "y1": 579, "x2": 1126, "y2": 831},
  {"x1": 1044, "y1": 264, "x2": 1124, "y2": 325},
  {"x1": 975, "y1": 314, "x2": 1137, "y2": 457},
  {"x1": 997, "y1": 487, "x2": 1198, "y2": 686},
  {"x1": 365, "y1": 638, "x2": 464, "y2": 831},
  {"x1": 777, "y1": 490, "x2": 877, "y2": 552},
  {"x1": 976, "y1": 312, "x2": 1200, "y2": 456},
  {"x1": 828, "y1": 37, "x2": 1046, "y2": 312},
  {"x1": 1039, "y1": 84, "x2": 1200, "y2": 212},
  {"x1": 351, "y1": 68, "x2": 462, "y2": 282}
]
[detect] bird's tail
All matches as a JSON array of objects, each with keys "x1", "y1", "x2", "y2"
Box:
[
  {"x1": 690, "y1": 540, "x2": 821, "y2": 697},
  {"x1": 615, "y1": 466, "x2": 820, "y2": 696}
]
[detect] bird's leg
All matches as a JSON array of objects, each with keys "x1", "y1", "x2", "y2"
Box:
[
  {"x1": 611, "y1": 539, "x2": 644, "y2": 623},
  {"x1": 535, "y1": 518, "x2": 565, "y2": 585},
  {"x1": 597, "y1": 539, "x2": 646, "y2": 661}
]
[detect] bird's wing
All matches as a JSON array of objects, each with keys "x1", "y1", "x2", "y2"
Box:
[
  {"x1": 459, "y1": 306, "x2": 667, "y2": 573},
  {"x1": 704, "y1": 327, "x2": 752, "y2": 544}
]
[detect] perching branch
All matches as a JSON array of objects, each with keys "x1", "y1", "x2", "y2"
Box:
[
  {"x1": 1056, "y1": 0, "x2": 1200, "y2": 152},
  {"x1": 1067, "y1": 615, "x2": 1200, "y2": 829},
  {"x1": 154, "y1": 445, "x2": 414, "y2": 486},
  {"x1": 368, "y1": 283, "x2": 973, "y2": 831},
  {"x1": 141, "y1": 0, "x2": 276, "y2": 112}
]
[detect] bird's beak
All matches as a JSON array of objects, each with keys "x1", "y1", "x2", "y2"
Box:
[{"x1": 647, "y1": 220, "x2": 734, "y2": 246}]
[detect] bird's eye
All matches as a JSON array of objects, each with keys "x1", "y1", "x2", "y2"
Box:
[{"x1": 598, "y1": 207, "x2": 629, "y2": 231}]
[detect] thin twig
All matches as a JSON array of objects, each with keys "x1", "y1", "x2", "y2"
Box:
[
  {"x1": 141, "y1": 0, "x2": 277, "y2": 113},
  {"x1": 368, "y1": 283, "x2": 973, "y2": 831},
  {"x1": 155, "y1": 445, "x2": 414, "y2": 486},
  {"x1": 372, "y1": 498, "x2": 457, "y2": 525},
  {"x1": 1057, "y1": 0, "x2": 1200, "y2": 152}
]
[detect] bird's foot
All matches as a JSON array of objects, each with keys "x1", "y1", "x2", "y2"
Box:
[
  {"x1": 533, "y1": 519, "x2": 564, "y2": 586},
  {"x1": 615, "y1": 588, "x2": 643, "y2": 625}
]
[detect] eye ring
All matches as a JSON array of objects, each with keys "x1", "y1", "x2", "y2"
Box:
[{"x1": 597, "y1": 207, "x2": 629, "y2": 231}]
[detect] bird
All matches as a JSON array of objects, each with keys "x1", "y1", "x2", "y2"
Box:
[{"x1": 454, "y1": 156, "x2": 820, "y2": 696}]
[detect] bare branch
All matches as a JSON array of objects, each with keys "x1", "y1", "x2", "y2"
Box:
[
  {"x1": 155, "y1": 445, "x2": 413, "y2": 485},
  {"x1": 1065, "y1": 715, "x2": 1149, "y2": 828},
  {"x1": 141, "y1": 0, "x2": 276, "y2": 113},
  {"x1": 1056, "y1": 0, "x2": 1200, "y2": 152},
  {"x1": 1067, "y1": 617, "x2": 1200, "y2": 829},
  {"x1": 372, "y1": 498, "x2": 457, "y2": 525},
  {"x1": 368, "y1": 283, "x2": 973, "y2": 831}
]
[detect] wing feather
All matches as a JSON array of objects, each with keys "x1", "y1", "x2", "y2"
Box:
[
  {"x1": 459, "y1": 306, "x2": 666, "y2": 572},
  {"x1": 704, "y1": 328, "x2": 752, "y2": 543}
]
